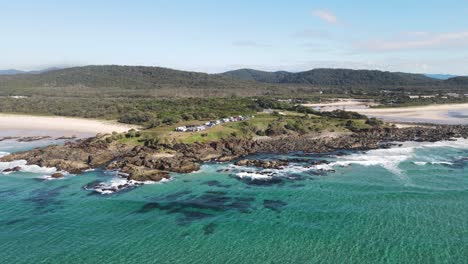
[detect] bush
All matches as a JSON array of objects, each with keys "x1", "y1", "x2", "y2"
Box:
[
  {"x1": 365, "y1": 117, "x2": 383, "y2": 127},
  {"x1": 118, "y1": 111, "x2": 155, "y2": 124}
]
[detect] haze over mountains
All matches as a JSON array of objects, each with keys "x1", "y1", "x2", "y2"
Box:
[
  {"x1": 0, "y1": 67, "x2": 63, "y2": 75},
  {"x1": 0, "y1": 65, "x2": 467, "y2": 97}
]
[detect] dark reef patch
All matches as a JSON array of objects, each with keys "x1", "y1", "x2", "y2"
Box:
[
  {"x1": 263, "y1": 199, "x2": 287, "y2": 213},
  {"x1": 137, "y1": 190, "x2": 256, "y2": 225},
  {"x1": 442, "y1": 157, "x2": 468, "y2": 169},
  {"x1": 24, "y1": 186, "x2": 67, "y2": 213},
  {"x1": 165, "y1": 190, "x2": 193, "y2": 201},
  {"x1": 2, "y1": 218, "x2": 28, "y2": 225},
  {"x1": 0, "y1": 189, "x2": 18, "y2": 200},
  {"x1": 201, "y1": 180, "x2": 231, "y2": 188},
  {"x1": 289, "y1": 183, "x2": 306, "y2": 188},
  {"x1": 203, "y1": 223, "x2": 217, "y2": 235}
]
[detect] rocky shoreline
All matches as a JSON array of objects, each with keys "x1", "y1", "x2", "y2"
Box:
[
  {"x1": 0, "y1": 135, "x2": 77, "y2": 142},
  {"x1": 1, "y1": 125, "x2": 467, "y2": 190}
]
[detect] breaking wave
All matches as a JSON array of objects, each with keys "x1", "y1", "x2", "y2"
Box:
[{"x1": 0, "y1": 159, "x2": 58, "y2": 175}]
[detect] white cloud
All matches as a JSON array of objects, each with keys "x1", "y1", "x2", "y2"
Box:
[
  {"x1": 312, "y1": 9, "x2": 338, "y2": 24},
  {"x1": 359, "y1": 31, "x2": 468, "y2": 52}
]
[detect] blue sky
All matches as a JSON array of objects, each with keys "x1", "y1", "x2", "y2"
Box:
[{"x1": 1, "y1": 0, "x2": 468, "y2": 74}]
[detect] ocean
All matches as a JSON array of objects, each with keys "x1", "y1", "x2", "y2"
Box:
[{"x1": 0, "y1": 138, "x2": 467, "y2": 263}]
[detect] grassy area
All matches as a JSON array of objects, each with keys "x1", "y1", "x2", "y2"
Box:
[{"x1": 115, "y1": 110, "x2": 378, "y2": 146}]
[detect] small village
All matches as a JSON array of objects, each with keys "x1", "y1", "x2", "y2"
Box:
[{"x1": 175, "y1": 115, "x2": 250, "y2": 132}]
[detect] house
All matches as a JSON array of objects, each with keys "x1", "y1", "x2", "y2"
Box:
[
  {"x1": 409, "y1": 95, "x2": 420, "y2": 99},
  {"x1": 464, "y1": 94, "x2": 468, "y2": 97},
  {"x1": 186, "y1": 126, "x2": 206, "y2": 132},
  {"x1": 175, "y1": 115, "x2": 249, "y2": 132}
]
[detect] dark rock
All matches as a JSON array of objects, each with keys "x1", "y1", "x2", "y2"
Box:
[
  {"x1": 51, "y1": 172, "x2": 64, "y2": 179},
  {"x1": 309, "y1": 160, "x2": 330, "y2": 166},
  {"x1": 55, "y1": 135, "x2": 77, "y2": 140},
  {"x1": 2, "y1": 166, "x2": 21, "y2": 173},
  {"x1": 17, "y1": 136, "x2": 51, "y2": 142},
  {"x1": 235, "y1": 159, "x2": 289, "y2": 169},
  {"x1": 0, "y1": 136, "x2": 20, "y2": 142},
  {"x1": 123, "y1": 165, "x2": 170, "y2": 182}
]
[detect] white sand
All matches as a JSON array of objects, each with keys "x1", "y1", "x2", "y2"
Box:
[
  {"x1": 304, "y1": 101, "x2": 468, "y2": 125},
  {"x1": 0, "y1": 114, "x2": 138, "y2": 136},
  {"x1": 303, "y1": 99, "x2": 377, "y2": 108},
  {"x1": 357, "y1": 103, "x2": 468, "y2": 124}
]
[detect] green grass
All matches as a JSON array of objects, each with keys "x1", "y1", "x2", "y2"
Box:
[{"x1": 114, "y1": 110, "x2": 380, "y2": 146}]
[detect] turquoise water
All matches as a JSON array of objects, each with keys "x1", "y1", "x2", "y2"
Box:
[{"x1": 1, "y1": 139, "x2": 467, "y2": 263}]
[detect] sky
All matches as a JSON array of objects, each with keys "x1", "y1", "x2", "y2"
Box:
[{"x1": 1, "y1": 0, "x2": 468, "y2": 74}]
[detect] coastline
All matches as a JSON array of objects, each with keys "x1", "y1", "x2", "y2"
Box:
[
  {"x1": 2, "y1": 124, "x2": 467, "y2": 187},
  {"x1": 305, "y1": 102, "x2": 468, "y2": 125},
  {"x1": 358, "y1": 103, "x2": 468, "y2": 124},
  {"x1": 0, "y1": 113, "x2": 138, "y2": 137}
]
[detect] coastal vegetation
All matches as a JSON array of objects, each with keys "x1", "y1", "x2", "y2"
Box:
[{"x1": 0, "y1": 65, "x2": 467, "y2": 144}]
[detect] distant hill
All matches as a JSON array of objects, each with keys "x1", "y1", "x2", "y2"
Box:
[
  {"x1": 220, "y1": 69, "x2": 292, "y2": 83},
  {"x1": 0, "y1": 65, "x2": 290, "y2": 97},
  {"x1": 220, "y1": 68, "x2": 437, "y2": 86},
  {"x1": 1, "y1": 65, "x2": 467, "y2": 98},
  {"x1": 424, "y1": 74, "x2": 459, "y2": 80},
  {"x1": 0, "y1": 69, "x2": 26, "y2": 75},
  {"x1": 0, "y1": 67, "x2": 63, "y2": 75},
  {"x1": 444, "y1": 76, "x2": 468, "y2": 85}
]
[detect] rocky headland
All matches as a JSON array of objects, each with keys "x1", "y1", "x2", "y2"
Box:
[{"x1": 1, "y1": 125, "x2": 467, "y2": 187}]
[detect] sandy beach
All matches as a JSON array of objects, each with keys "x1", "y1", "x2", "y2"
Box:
[
  {"x1": 303, "y1": 101, "x2": 468, "y2": 125},
  {"x1": 0, "y1": 114, "x2": 138, "y2": 137},
  {"x1": 357, "y1": 103, "x2": 468, "y2": 125}
]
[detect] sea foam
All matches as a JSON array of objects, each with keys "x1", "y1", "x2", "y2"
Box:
[{"x1": 0, "y1": 159, "x2": 58, "y2": 175}]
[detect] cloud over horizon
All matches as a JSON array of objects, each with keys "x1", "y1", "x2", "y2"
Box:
[
  {"x1": 359, "y1": 31, "x2": 468, "y2": 52},
  {"x1": 312, "y1": 9, "x2": 338, "y2": 24}
]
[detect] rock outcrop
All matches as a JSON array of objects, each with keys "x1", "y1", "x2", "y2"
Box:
[
  {"x1": 235, "y1": 159, "x2": 289, "y2": 169},
  {"x1": 1, "y1": 125, "x2": 467, "y2": 182}
]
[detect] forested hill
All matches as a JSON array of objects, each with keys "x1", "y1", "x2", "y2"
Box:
[
  {"x1": 1, "y1": 65, "x2": 467, "y2": 98},
  {"x1": 0, "y1": 65, "x2": 288, "y2": 97},
  {"x1": 220, "y1": 68, "x2": 438, "y2": 86},
  {"x1": 444, "y1": 76, "x2": 468, "y2": 86}
]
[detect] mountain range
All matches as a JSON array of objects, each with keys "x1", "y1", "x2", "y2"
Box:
[{"x1": 0, "y1": 65, "x2": 467, "y2": 97}]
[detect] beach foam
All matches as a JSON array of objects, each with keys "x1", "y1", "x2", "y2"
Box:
[
  {"x1": 0, "y1": 159, "x2": 58, "y2": 175},
  {"x1": 327, "y1": 138, "x2": 468, "y2": 181}
]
